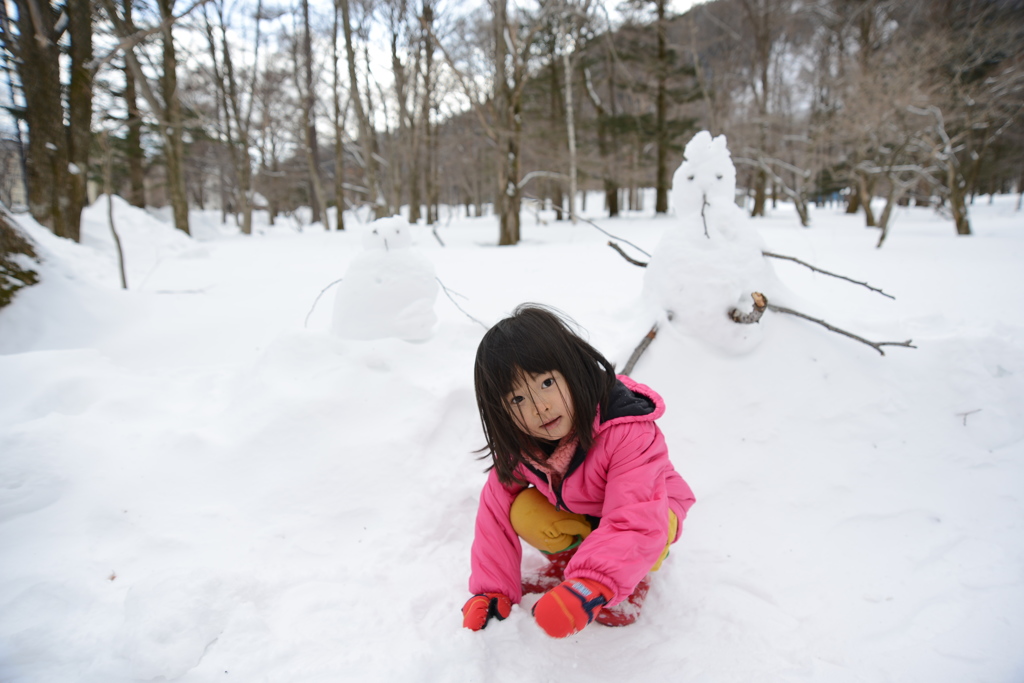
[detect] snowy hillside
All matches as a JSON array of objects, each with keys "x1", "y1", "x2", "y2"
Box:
[{"x1": 1, "y1": 193, "x2": 1022, "y2": 682}]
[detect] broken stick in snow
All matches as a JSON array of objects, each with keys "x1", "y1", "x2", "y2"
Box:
[
  {"x1": 623, "y1": 313, "x2": 675, "y2": 375},
  {"x1": 728, "y1": 292, "x2": 916, "y2": 356},
  {"x1": 623, "y1": 323, "x2": 659, "y2": 376}
]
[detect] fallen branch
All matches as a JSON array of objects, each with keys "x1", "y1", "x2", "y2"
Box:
[
  {"x1": 764, "y1": 299, "x2": 915, "y2": 356},
  {"x1": 622, "y1": 322, "x2": 661, "y2": 376},
  {"x1": 304, "y1": 278, "x2": 344, "y2": 328},
  {"x1": 608, "y1": 244, "x2": 897, "y2": 303},
  {"x1": 436, "y1": 277, "x2": 488, "y2": 330},
  {"x1": 101, "y1": 132, "x2": 127, "y2": 290},
  {"x1": 762, "y1": 252, "x2": 895, "y2": 299},
  {"x1": 618, "y1": 313, "x2": 675, "y2": 376},
  {"x1": 608, "y1": 241, "x2": 648, "y2": 267},
  {"x1": 574, "y1": 214, "x2": 651, "y2": 258}
]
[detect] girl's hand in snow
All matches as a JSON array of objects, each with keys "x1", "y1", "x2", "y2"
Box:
[
  {"x1": 462, "y1": 593, "x2": 512, "y2": 631},
  {"x1": 532, "y1": 578, "x2": 611, "y2": 638}
]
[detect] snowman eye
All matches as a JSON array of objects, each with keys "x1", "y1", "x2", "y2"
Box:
[
  {"x1": 716, "y1": 174, "x2": 723, "y2": 180},
  {"x1": 687, "y1": 175, "x2": 695, "y2": 181}
]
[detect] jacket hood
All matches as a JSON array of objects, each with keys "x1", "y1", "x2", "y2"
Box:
[{"x1": 594, "y1": 375, "x2": 665, "y2": 434}]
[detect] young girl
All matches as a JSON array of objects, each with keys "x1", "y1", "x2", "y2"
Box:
[{"x1": 462, "y1": 304, "x2": 695, "y2": 638}]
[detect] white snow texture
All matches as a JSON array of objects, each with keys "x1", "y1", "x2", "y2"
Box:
[{"x1": 1, "y1": 145, "x2": 1023, "y2": 682}]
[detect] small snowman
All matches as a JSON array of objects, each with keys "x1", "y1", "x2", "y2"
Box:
[
  {"x1": 642, "y1": 131, "x2": 783, "y2": 353},
  {"x1": 331, "y1": 217, "x2": 439, "y2": 341}
]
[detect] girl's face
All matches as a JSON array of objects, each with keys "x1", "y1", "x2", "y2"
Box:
[{"x1": 505, "y1": 370, "x2": 575, "y2": 441}]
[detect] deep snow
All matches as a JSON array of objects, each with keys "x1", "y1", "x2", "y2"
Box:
[{"x1": 1, "y1": 192, "x2": 1023, "y2": 682}]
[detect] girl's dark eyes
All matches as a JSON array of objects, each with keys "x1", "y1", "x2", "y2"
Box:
[{"x1": 508, "y1": 376, "x2": 553, "y2": 405}]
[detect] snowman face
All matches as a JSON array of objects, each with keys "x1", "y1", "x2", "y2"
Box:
[
  {"x1": 671, "y1": 131, "x2": 737, "y2": 212},
  {"x1": 363, "y1": 217, "x2": 412, "y2": 251}
]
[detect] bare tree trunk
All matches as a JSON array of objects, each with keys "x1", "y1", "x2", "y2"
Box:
[
  {"x1": 123, "y1": 0, "x2": 146, "y2": 208},
  {"x1": 67, "y1": 0, "x2": 93, "y2": 241},
  {"x1": 301, "y1": 0, "x2": 326, "y2": 225},
  {"x1": 875, "y1": 182, "x2": 900, "y2": 248},
  {"x1": 333, "y1": 1, "x2": 347, "y2": 230},
  {"x1": 654, "y1": 0, "x2": 668, "y2": 215},
  {"x1": 9, "y1": 0, "x2": 70, "y2": 238},
  {"x1": 739, "y1": 0, "x2": 778, "y2": 219},
  {"x1": 156, "y1": 0, "x2": 191, "y2": 234},
  {"x1": 857, "y1": 173, "x2": 877, "y2": 227},
  {"x1": 339, "y1": 0, "x2": 384, "y2": 218},
  {"x1": 409, "y1": 132, "x2": 422, "y2": 224},
  {"x1": 585, "y1": 49, "x2": 619, "y2": 218},
  {"x1": 430, "y1": 107, "x2": 440, "y2": 222},
  {"x1": 493, "y1": 0, "x2": 520, "y2": 245},
  {"x1": 560, "y1": 19, "x2": 577, "y2": 224},
  {"x1": 422, "y1": 2, "x2": 436, "y2": 224},
  {"x1": 948, "y1": 159, "x2": 972, "y2": 235},
  {"x1": 845, "y1": 183, "x2": 860, "y2": 214},
  {"x1": 223, "y1": 21, "x2": 254, "y2": 235},
  {"x1": 407, "y1": 29, "x2": 423, "y2": 224},
  {"x1": 97, "y1": 0, "x2": 199, "y2": 237},
  {"x1": 1016, "y1": 167, "x2": 1023, "y2": 211}
]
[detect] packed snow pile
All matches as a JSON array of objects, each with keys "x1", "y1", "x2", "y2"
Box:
[
  {"x1": 644, "y1": 131, "x2": 785, "y2": 353},
  {"x1": 81, "y1": 195, "x2": 205, "y2": 288},
  {"x1": 330, "y1": 217, "x2": 439, "y2": 341}
]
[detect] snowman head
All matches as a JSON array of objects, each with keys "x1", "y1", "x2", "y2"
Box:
[
  {"x1": 671, "y1": 131, "x2": 737, "y2": 214},
  {"x1": 363, "y1": 216, "x2": 412, "y2": 251}
]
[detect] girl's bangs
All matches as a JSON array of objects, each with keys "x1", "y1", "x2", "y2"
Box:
[{"x1": 482, "y1": 332, "x2": 567, "y2": 396}]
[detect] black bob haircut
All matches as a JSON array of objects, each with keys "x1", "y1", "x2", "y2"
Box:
[{"x1": 473, "y1": 304, "x2": 618, "y2": 485}]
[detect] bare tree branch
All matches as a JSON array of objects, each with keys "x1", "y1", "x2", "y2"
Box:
[
  {"x1": 725, "y1": 292, "x2": 914, "y2": 355},
  {"x1": 89, "y1": 0, "x2": 215, "y2": 72},
  {"x1": 304, "y1": 278, "x2": 344, "y2": 328},
  {"x1": 518, "y1": 170, "x2": 569, "y2": 189},
  {"x1": 436, "y1": 277, "x2": 488, "y2": 330},
  {"x1": 700, "y1": 194, "x2": 710, "y2": 237},
  {"x1": 762, "y1": 252, "x2": 896, "y2": 299},
  {"x1": 763, "y1": 298, "x2": 915, "y2": 356},
  {"x1": 577, "y1": 215, "x2": 651, "y2": 257},
  {"x1": 623, "y1": 322, "x2": 660, "y2": 375}
]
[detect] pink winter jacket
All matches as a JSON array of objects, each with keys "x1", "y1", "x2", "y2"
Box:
[{"x1": 469, "y1": 375, "x2": 696, "y2": 606}]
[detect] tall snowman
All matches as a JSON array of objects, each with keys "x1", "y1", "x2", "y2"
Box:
[
  {"x1": 331, "y1": 217, "x2": 439, "y2": 341},
  {"x1": 643, "y1": 131, "x2": 784, "y2": 354}
]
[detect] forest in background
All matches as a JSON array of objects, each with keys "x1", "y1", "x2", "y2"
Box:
[{"x1": 0, "y1": 0, "x2": 1022, "y2": 250}]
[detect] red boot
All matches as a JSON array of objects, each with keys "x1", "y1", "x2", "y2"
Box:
[
  {"x1": 522, "y1": 547, "x2": 577, "y2": 595},
  {"x1": 595, "y1": 575, "x2": 650, "y2": 627}
]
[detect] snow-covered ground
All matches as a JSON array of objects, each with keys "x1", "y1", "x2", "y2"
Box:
[{"x1": 1, "y1": 191, "x2": 1022, "y2": 682}]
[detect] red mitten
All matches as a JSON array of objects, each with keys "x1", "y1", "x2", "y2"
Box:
[
  {"x1": 532, "y1": 578, "x2": 611, "y2": 638},
  {"x1": 462, "y1": 593, "x2": 512, "y2": 631}
]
